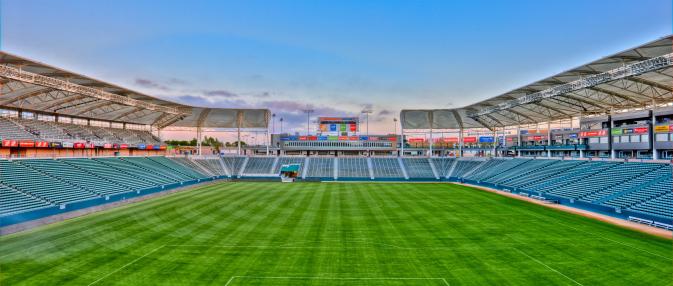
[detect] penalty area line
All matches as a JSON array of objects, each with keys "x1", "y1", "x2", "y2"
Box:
[
  {"x1": 87, "y1": 244, "x2": 166, "y2": 286},
  {"x1": 514, "y1": 248, "x2": 583, "y2": 286},
  {"x1": 225, "y1": 276, "x2": 450, "y2": 286}
]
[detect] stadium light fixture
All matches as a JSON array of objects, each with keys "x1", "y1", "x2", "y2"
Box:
[
  {"x1": 361, "y1": 109, "x2": 373, "y2": 136},
  {"x1": 302, "y1": 107, "x2": 314, "y2": 136}
]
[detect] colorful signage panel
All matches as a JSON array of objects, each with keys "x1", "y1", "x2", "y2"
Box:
[
  {"x1": 463, "y1": 137, "x2": 477, "y2": 143},
  {"x1": 654, "y1": 125, "x2": 672, "y2": 133},
  {"x1": 579, "y1": 130, "x2": 607, "y2": 137},
  {"x1": 2, "y1": 140, "x2": 18, "y2": 147},
  {"x1": 478, "y1": 136, "x2": 494, "y2": 143}
]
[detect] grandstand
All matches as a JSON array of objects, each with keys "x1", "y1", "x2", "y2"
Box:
[{"x1": 0, "y1": 33, "x2": 672, "y2": 286}]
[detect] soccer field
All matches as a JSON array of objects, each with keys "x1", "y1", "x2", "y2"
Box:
[{"x1": 0, "y1": 182, "x2": 671, "y2": 286}]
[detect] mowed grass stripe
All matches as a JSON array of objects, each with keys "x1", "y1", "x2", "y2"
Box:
[{"x1": 0, "y1": 182, "x2": 671, "y2": 286}]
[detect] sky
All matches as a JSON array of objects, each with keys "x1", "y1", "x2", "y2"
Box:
[{"x1": 1, "y1": 0, "x2": 672, "y2": 141}]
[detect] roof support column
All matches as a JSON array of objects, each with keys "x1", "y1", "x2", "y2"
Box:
[
  {"x1": 458, "y1": 128, "x2": 463, "y2": 158},
  {"x1": 516, "y1": 125, "x2": 521, "y2": 157},
  {"x1": 429, "y1": 128, "x2": 433, "y2": 157},
  {"x1": 578, "y1": 113, "x2": 584, "y2": 159},
  {"x1": 547, "y1": 121, "x2": 551, "y2": 158},
  {"x1": 610, "y1": 113, "x2": 616, "y2": 159},
  {"x1": 266, "y1": 130, "x2": 270, "y2": 156},
  {"x1": 492, "y1": 128, "x2": 497, "y2": 157},
  {"x1": 652, "y1": 105, "x2": 658, "y2": 160},
  {"x1": 196, "y1": 127, "x2": 202, "y2": 156},
  {"x1": 400, "y1": 129, "x2": 404, "y2": 157}
]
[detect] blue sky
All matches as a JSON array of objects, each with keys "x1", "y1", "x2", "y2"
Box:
[{"x1": 1, "y1": 0, "x2": 671, "y2": 135}]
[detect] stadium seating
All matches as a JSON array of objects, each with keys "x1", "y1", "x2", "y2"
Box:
[
  {"x1": 242, "y1": 157, "x2": 275, "y2": 175},
  {"x1": 431, "y1": 157, "x2": 455, "y2": 178},
  {"x1": 371, "y1": 158, "x2": 404, "y2": 178},
  {"x1": 450, "y1": 160, "x2": 483, "y2": 178},
  {"x1": 337, "y1": 157, "x2": 370, "y2": 178},
  {"x1": 2, "y1": 155, "x2": 671, "y2": 224},
  {"x1": 192, "y1": 158, "x2": 228, "y2": 176},
  {"x1": 18, "y1": 159, "x2": 131, "y2": 196},
  {"x1": 306, "y1": 157, "x2": 334, "y2": 178},
  {"x1": 0, "y1": 183, "x2": 51, "y2": 216},
  {"x1": 402, "y1": 158, "x2": 436, "y2": 178},
  {"x1": 0, "y1": 116, "x2": 161, "y2": 145},
  {"x1": 0, "y1": 117, "x2": 36, "y2": 140},
  {"x1": 222, "y1": 157, "x2": 247, "y2": 176},
  {"x1": 0, "y1": 160, "x2": 98, "y2": 204}
]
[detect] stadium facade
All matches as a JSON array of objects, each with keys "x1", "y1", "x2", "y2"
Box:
[{"x1": 0, "y1": 37, "x2": 672, "y2": 232}]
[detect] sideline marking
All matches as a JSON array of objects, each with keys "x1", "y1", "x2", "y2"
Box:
[
  {"x1": 87, "y1": 245, "x2": 165, "y2": 286},
  {"x1": 514, "y1": 248, "x2": 583, "y2": 286},
  {"x1": 224, "y1": 276, "x2": 449, "y2": 286}
]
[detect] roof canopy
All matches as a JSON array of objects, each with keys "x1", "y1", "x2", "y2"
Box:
[
  {"x1": 402, "y1": 36, "x2": 673, "y2": 130},
  {"x1": 0, "y1": 51, "x2": 269, "y2": 129}
]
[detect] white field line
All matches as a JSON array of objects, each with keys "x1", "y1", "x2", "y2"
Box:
[
  {"x1": 514, "y1": 248, "x2": 583, "y2": 286},
  {"x1": 548, "y1": 219, "x2": 672, "y2": 261},
  {"x1": 87, "y1": 244, "x2": 166, "y2": 286},
  {"x1": 225, "y1": 276, "x2": 449, "y2": 286}
]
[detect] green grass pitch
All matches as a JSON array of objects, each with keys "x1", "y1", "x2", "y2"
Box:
[{"x1": 1, "y1": 182, "x2": 671, "y2": 285}]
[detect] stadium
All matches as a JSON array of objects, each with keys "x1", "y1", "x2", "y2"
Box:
[{"x1": 1, "y1": 2, "x2": 672, "y2": 286}]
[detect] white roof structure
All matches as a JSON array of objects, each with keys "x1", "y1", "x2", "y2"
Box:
[
  {"x1": 0, "y1": 51, "x2": 269, "y2": 129},
  {"x1": 402, "y1": 36, "x2": 673, "y2": 130}
]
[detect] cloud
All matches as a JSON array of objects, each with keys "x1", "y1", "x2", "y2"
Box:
[
  {"x1": 134, "y1": 78, "x2": 171, "y2": 91},
  {"x1": 378, "y1": 109, "x2": 393, "y2": 116},
  {"x1": 203, "y1": 89, "x2": 239, "y2": 98}
]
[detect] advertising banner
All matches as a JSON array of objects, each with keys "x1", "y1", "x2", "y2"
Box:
[
  {"x1": 330, "y1": 124, "x2": 337, "y2": 132},
  {"x1": 62, "y1": 142, "x2": 74, "y2": 148},
  {"x1": 73, "y1": 142, "x2": 86, "y2": 149},
  {"x1": 50, "y1": 142, "x2": 63, "y2": 148},
  {"x1": 654, "y1": 125, "x2": 671, "y2": 133},
  {"x1": 579, "y1": 130, "x2": 607, "y2": 137},
  {"x1": 463, "y1": 137, "x2": 477, "y2": 143},
  {"x1": 2, "y1": 140, "x2": 18, "y2": 147},
  {"x1": 328, "y1": 135, "x2": 338, "y2": 141},
  {"x1": 18, "y1": 140, "x2": 34, "y2": 148},
  {"x1": 478, "y1": 136, "x2": 494, "y2": 143},
  {"x1": 349, "y1": 124, "x2": 357, "y2": 132},
  {"x1": 137, "y1": 144, "x2": 146, "y2": 149},
  {"x1": 340, "y1": 124, "x2": 347, "y2": 132},
  {"x1": 35, "y1": 141, "x2": 49, "y2": 148},
  {"x1": 120, "y1": 144, "x2": 128, "y2": 149},
  {"x1": 634, "y1": 127, "x2": 648, "y2": 134},
  {"x1": 318, "y1": 136, "x2": 328, "y2": 141},
  {"x1": 338, "y1": 136, "x2": 348, "y2": 140}
]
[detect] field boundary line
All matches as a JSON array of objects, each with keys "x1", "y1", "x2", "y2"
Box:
[
  {"x1": 547, "y1": 219, "x2": 672, "y2": 261},
  {"x1": 224, "y1": 275, "x2": 449, "y2": 285},
  {"x1": 513, "y1": 248, "x2": 583, "y2": 286},
  {"x1": 87, "y1": 244, "x2": 166, "y2": 286},
  {"x1": 453, "y1": 183, "x2": 672, "y2": 240}
]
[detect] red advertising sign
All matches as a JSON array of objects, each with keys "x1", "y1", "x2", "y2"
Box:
[
  {"x1": 2, "y1": 140, "x2": 18, "y2": 147},
  {"x1": 35, "y1": 141, "x2": 49, "y2": 148},
  {"x1": 73, "y1": 142, "x2": 86, "y2": 148},
  {"x1": 120, "y1": 144, "x2": 128, "y2": 149},
  {"x1": 159, "y1": 145, "x2": 167, "y2": 150},
  {"x1": 103, "y1": 143, "x2": 113, "y2": 149},
  {"x1": 299, "y1": 136, "x2": 307, "y2": 141},
  {"x1": 349, "y1": 124, "x2": 357, "y2": 132},
  {"x1": 18, "y1": 140, "x2": 35, "y2": 148},
  {"x1": 634, "y1": 127, "x2": 648, "y2": 134},
  {"x1": 408, "y1": 137, "x2": 425, "y2": 143},
  {"x1": 349, "y1": 136, "x2": 358, "y2": 141},
  {"x1": 146, "y1": 144, "x2": 154, "y2": 150},
  {"x1": 579, "y1": 130, "x2": 607, "y2": 137},
  {"x1": 308, "y1": 136, "x2": 318, "y2": 141},
  {"x1": 463, "y1": 137, "x2": 477, "y2": 143},
  {"x1": 387, "y1": 136, "x2": 396, "y2": 141},
  {"x1": 338, "y1": 136, "x2": 349, "y2": 140}
]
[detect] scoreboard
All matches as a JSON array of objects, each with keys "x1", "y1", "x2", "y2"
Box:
[{"x1": 318, "y1": 117, "x2": 358, "y2": 135}]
